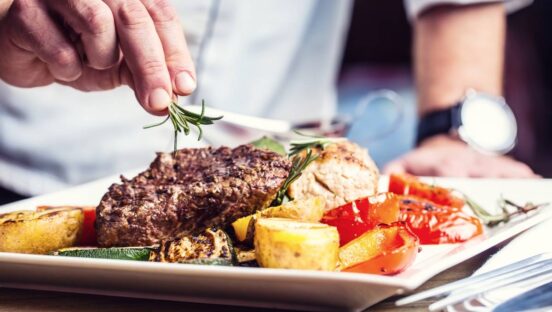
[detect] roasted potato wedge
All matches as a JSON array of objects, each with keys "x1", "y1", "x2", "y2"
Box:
[
  {"x1": 0, "y1": 207, "x2": 83, "y2": 254},
  {"x1": 232, "y1": 197, "x2": 325, "y2": 243},
  {"x1": 262, "y1": 197, "x2": 325, "y2": 222}
]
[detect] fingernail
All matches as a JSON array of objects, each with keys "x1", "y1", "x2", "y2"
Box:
[
  {"x1": 175, "y1": 72, "x2": 196, "y2": 94},
  {"x1": 148, "y1": 88, "x2": 172, "y2": 111}
]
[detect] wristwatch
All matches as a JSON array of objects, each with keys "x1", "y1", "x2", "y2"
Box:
[{"x1": 416, "y1": 90, "x2": 517, "y2": 155}]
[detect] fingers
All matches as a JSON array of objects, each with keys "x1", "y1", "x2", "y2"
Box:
[
  {"x1": 0, "y1": 17, "x2": 50, "y2": 86},
  {"x1": 385, "y1": 142, "x2": 540, "y2": 179},
  {"x1": 7, "y1": 0, "x2": 82, "y2": 82},
  {"x1": 104, "y1": 0, "x2": 173, "y2": 114},
  {"x1": 496, "y1": 160, "x2": 539, "y2": 179},
  {"x1": 2, "y1": 0, "x2": 193, "y2": 113},
  {"x1": 48, "y1": 0, "x2": 119, "y2": 70},
  {"x1": 141, "y1": 0, "x2": 196, "y2": 95}
]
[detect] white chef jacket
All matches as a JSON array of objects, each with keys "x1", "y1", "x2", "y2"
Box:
[{"x1": 0, "y1": 0, "x2": 531, "y2": 195}]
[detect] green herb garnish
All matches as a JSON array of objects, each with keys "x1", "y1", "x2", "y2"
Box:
[
  {"x1": 465, "y1": 195, "x2": 548, "y2": 227},
  {"x1": 273, "y1": 148, "x2": 319, "y2": 206},
  {"x1": 144, "y1": 99, "x2": 223, "y2": 152},
  {"x1": 249, "y1": 136, "x2": 286, "y2": 156},
  {"x1": 272, "y1": 137, "x2": 345, "y2": 205},
  {"x1": 288, "y1": 137, "x2": 346, "y2": 156}
]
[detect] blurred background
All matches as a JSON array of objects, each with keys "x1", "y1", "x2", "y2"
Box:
[{"x1": 338, "y1": 0, "x2": 552, "y2": 177}]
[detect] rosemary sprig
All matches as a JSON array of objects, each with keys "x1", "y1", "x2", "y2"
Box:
[
  {"x1": 465, "y1": 195, "x2": 548, "y2": 227},
  {"x1": 144, "y1": 99, "x2": 223, "y2": 152},
  {"x1": 273, "y1": 148, "x2": 319, "y2": 206},
  {"x1": 271, "y1": 136, "x2": 344, "y2": 205},
  {"x1": 288, "y1": 137, "x2": 346, "y2": 157}
]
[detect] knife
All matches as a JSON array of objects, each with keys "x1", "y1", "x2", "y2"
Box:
[{"x1": 492, "y1": 281, "x2": 552, "y2": 312}]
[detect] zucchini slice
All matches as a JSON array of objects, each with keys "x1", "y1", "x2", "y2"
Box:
[
  {"x1": 180, "y1": 258, "x2": 234, "y2": 266},
  {"x1": 235, "y1": 248, "x2": 258, "y2": 267},
  {"x1": 236, "y1": 248, "x2": 256, "y2": 263},
  {"x1": 53, "y1": 229, "x2": 236, "y2": 266},
  {"x1": 149, "y1": 229, "x2": 236, "y2": 265},
  {"x1": 54, "y1": 247, "x2": 152, "y2": 261}
]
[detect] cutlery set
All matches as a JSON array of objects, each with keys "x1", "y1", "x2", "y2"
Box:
[{"x1": 397, "y1": 253, "x2": 552, "y2": 311}]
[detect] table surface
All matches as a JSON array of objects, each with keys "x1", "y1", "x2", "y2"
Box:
[{"x1": 0, "y1": 247, "x2": 498, "y2": 312}]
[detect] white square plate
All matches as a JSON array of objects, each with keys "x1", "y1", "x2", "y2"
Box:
[{"x1": 1, "y1": 175, "x2": 551, "y2": 311}]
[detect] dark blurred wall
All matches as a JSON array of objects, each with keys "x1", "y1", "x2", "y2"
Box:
[
  {"x1": 340, "y1": 0, "x2": 552, "y2": 177},
  {"x1": 514, "y1": 0, "x2": 552, "y2": 176},
  {"x1": 341, "y1": 1, "x2": 411, "y2": 66}
]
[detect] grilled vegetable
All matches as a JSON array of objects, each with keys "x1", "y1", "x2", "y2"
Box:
[
  {"x1": 37, "y1": 206, "x2": 97, "y2": 246},
  {"x1": 389, "y1": 173, "x2": 465, "y2": 209},
  {"x1": 254, "y1": 218, "x2": 339, "y2": 271},
  {"x1": 149, "y1": 229, "x2": 236, "y2": 265},
  {"x1": 232, "y1": 197, "x2": 325, "y2": 243},
  {"x1": 236, "y1": 248, "x2": 257, "y2": 263},
  {"x1": 232, "y1": 214, "x2": 256, "y2": 243},
  {"x1": 54, "y1": 247, "x2": 152, "y2": 261},
  {"x1": 399, "y1": 196, "x2": 483, "y2": 244},
  {"x1": 339, "y1": 222, "x2": 419, "y2": 275},
  {"x1": 179, "y1": 258, "x2": 234, "y2": 266},
  {"x1": 0, "y1": 207, "x2": 83, "y2": 254},
  {"x1": 321, "y1": 193, "x2": 400, "y2": 246},
  {"x1": 263, "y1": 197, "x2": 325, "y2": 222}
]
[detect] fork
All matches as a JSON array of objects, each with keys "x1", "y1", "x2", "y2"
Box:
[
  {"x1": 395, "y1": 252, "x2": 552, "y2": 311},
  {"x1": 183, "y1": 89, "x2": 402, "y2": 138},
  {"x1": 183, "y1": 104, "x2": 351, "y2": 137}
]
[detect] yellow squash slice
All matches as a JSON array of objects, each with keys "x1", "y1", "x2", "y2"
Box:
[
  {"x1": 0, "y1": 207, "x2": 83, "y2": 254},
  {"x1": 254, "y1": 218, "x2": 339, "y2": 271}
]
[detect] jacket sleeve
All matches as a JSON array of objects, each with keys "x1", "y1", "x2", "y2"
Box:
[{"x1": 404, "y1": 0, "x2": 532, "y2": 19}]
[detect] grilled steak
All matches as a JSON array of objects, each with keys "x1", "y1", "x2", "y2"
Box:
[
  {"x1": 96, "y1": 144, "x2": 291, "y2": 247},
  {"x1": 288, "y1": 141, "x2": 378, "y2": 211}
]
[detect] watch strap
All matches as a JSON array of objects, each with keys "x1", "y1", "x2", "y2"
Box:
[{"x1": 416, "y1": 104, "x2": 462, "y2": 146}]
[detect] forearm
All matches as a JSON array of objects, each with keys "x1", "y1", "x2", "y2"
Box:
[{"x1": 414, "y1": 3, "x2": 506, "y2": 116}]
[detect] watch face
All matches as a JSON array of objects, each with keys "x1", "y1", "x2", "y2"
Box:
[{"x1": 458, "y1": 94, "x2": 517, "y2": 154}]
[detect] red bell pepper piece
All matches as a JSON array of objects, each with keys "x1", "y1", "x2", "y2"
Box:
[
  {"x1": 398, "y1": 195, "x2": 483, "y2": 244},
  {"x1": 389, "y1": 173, "x2": 465, "y2": 209},
  {"x1": 340, "y1": 222, "x2": 419, "y2": 275},
  {"x1": 321, "y1": 193, "x2": 400, "y2": 246},
  {"x1": 80, "y1": 207, "x2": 97, "y2": 246}
]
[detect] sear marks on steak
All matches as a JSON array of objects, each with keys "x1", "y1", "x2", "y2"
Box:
[
  {"x1": 288, "y1": 141, "x2": 378, "y2": 211},
  {"x1": 96, "y1": 144, "x2": 291, "y2": 247}
]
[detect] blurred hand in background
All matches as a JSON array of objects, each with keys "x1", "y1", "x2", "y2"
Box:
[{"x1": 384, "y1": 135, "x2": 538, "y2": 178}]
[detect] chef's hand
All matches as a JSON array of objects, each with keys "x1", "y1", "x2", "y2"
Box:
[
  {"x1": 384, "y1": 135, "x2": 538, "y2": 178},
  {"x1": 0, "y1": 0, "x2": 195, "y2": 115}
]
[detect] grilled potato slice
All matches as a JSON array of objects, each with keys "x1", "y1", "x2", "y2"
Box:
[
  {"x1": 0, "y1": 207, "x2": 83, "y2": 254},
  {"x1": 254, "y1": 218, "x2": 339, "y2": 271}
]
